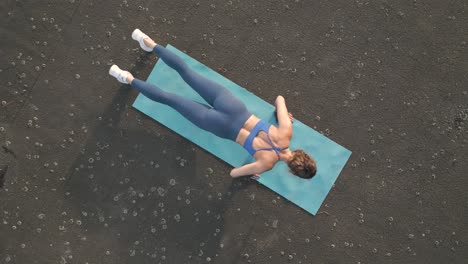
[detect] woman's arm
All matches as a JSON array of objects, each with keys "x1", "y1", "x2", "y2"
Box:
[
  {"x1": 230, "y1": 161, "x2": 272, "y2": 178},
  {"x1": 275, "y1": 96, "x2": 293, "y2": 136}
]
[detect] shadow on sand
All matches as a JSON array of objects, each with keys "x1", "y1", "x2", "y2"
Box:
[{"x1": 63, "y1": 57, "x2": 259, "y2": 263}]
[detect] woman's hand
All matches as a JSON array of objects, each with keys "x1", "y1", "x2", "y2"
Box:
[
  {"x1": 275, "y1": 110, "x2": 294, "y2": 124},
  {"x1": 288, "y1": 112, "x2": 294, "y2": 123},
  {"x1": 250, "y1": 173, "x2": 261, "y2": 180}
]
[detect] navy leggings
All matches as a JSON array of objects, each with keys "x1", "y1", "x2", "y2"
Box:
[{"x1": 131, "y1": 45, "x2": 252, "y2": 141}]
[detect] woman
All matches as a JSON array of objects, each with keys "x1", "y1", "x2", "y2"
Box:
[{"x1": 109, "y1": 29, "x2": 317, "y2": 179}]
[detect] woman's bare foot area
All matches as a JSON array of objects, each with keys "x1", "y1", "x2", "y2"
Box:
[
  {"x1": 143, "y1": 37, "x2": 157, "y2": 50},
  {"x1": 126, "y1": 74, "x2": 135, "y2": 84}
]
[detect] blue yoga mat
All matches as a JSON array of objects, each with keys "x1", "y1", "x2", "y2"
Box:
[{"x1": 132, "y1": 45, "x2": 351, "y2": 215}]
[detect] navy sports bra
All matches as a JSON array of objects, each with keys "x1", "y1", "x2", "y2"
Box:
[{"x1": 243, "y1": 119, "x2": 289, "y2": 160}]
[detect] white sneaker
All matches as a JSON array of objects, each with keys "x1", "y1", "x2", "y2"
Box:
[
  {"x1": 131, "y1": 28, "x2": 153, "y2": 52},
  {"x1": 109, "y1": 65, "x2": 131, "y2": 84}
]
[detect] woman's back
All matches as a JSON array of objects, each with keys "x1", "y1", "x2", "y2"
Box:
[{"x1": 235, "y1": 115, "x2": 291, "y2": 166}]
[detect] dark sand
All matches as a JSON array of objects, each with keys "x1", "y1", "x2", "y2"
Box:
[{"x1": 0, "y1": 0, "x2": 467, "y2": 263}]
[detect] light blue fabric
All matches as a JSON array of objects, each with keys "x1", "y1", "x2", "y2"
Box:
[{"x1": 132, "y1": 45, "x2": 352, "y2": 215}]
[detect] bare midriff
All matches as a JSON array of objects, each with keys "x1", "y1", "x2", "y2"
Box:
[{"x1": 235, "y1": 114, "x2": 290, "y2": 163}]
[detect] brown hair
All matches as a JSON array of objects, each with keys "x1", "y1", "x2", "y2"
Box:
[{"x1": 286, "y1": 149, "x2": 317, "y2": 179}]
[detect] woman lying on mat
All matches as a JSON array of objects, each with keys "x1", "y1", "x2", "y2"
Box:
[{"x1": 109, "y1": 29, "x2": 317, "y2": 179}]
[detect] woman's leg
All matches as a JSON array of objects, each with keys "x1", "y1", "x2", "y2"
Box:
[
  {"x1": 138, "y1": 33, "x2": 249, "y2": 116},
  {"x1": 132, "y1": 32, "x2": 251, "y2": 139},
  {"x1": 152, "y1": 45, "x2": 229, "y2": 107},
  {"x1": 153, "y1": 45, "x2": 252, "y2": 138},
  {"x1": 131, "y1": 78, "x2": 237, "y2": 140}
]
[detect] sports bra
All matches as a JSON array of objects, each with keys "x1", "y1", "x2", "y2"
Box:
[{"x1": 243, "y1": 119, "x2": 289, "y2": 160}]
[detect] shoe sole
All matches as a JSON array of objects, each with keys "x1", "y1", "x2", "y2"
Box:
[
  {"x1": 132, "y1": 29, "x2": 152, "y2": 52},
  {"x1": 109, "y1": 64, "x2": 119, "y2": 76}
]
